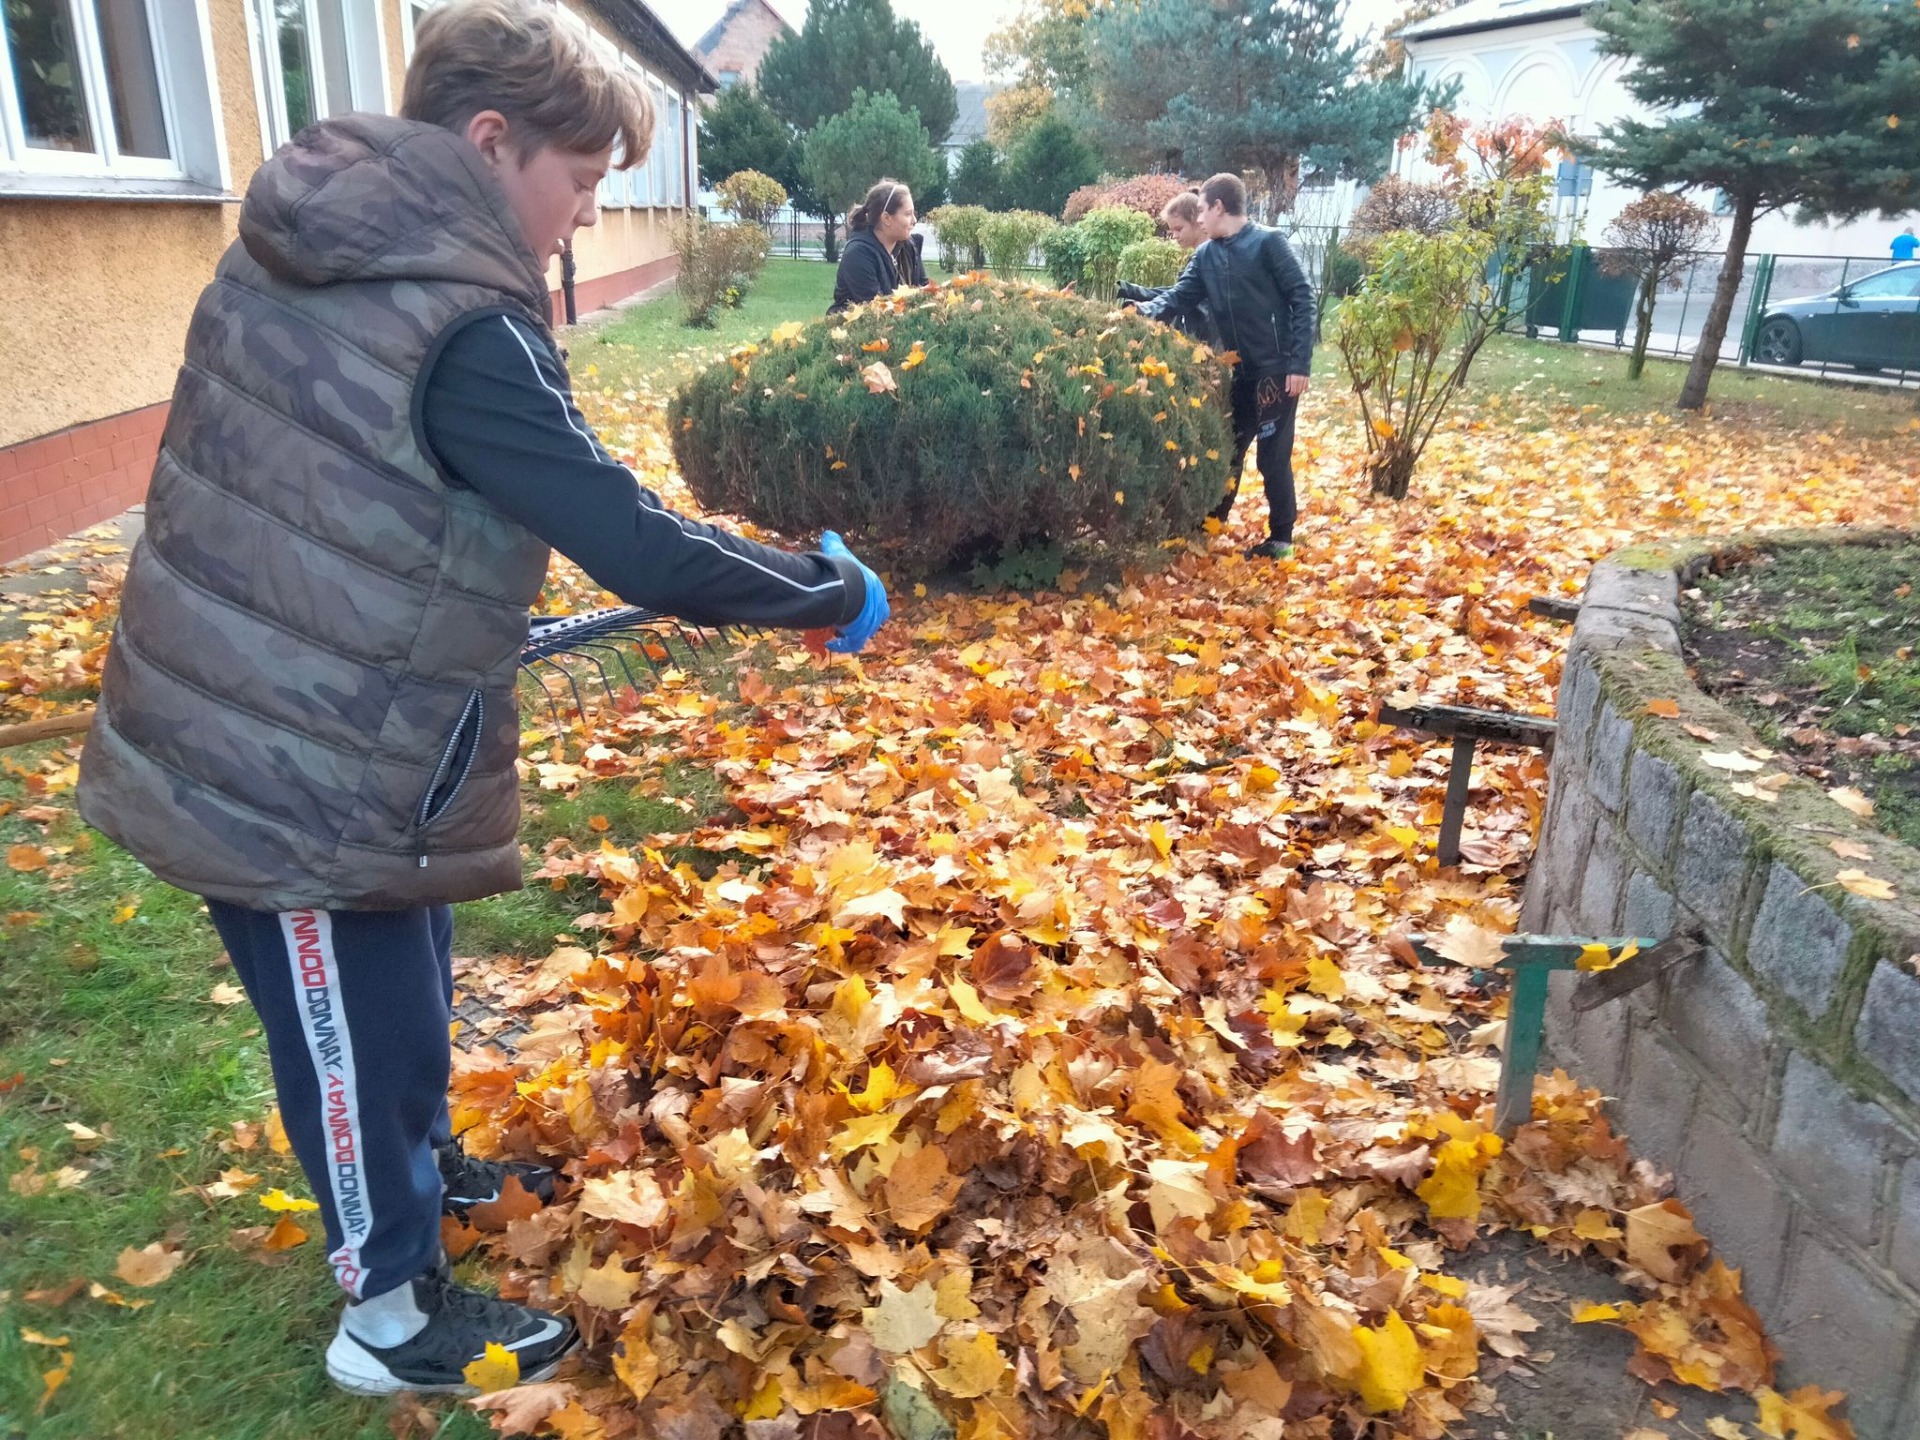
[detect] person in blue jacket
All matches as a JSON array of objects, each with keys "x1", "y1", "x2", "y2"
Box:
[
  {"x1": 1126, "y1": 173, "x2": 1314, "y2": 560},
  {"x1": 1892, "y1": 227, "x2": 1918, "y2": 263}
]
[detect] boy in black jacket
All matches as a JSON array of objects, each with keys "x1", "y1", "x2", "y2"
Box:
[{"x1": 1128, "y1": 173, "x2": 1315, "y2": 559}]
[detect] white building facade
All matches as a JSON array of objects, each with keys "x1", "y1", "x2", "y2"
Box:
[{"x1": 1394, "y1": 0, "x2": 1919, "y2": 262}]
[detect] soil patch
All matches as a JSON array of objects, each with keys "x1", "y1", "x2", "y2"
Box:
[{"x1": 1681, "y1": 536, "x2": 1920, "y2": 847}]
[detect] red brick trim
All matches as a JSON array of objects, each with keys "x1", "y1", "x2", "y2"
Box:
[
  {"x1": 0, "y1": 403, "x2": 167, "y2": 566},
  {"x1": 550, "y1": 253, "x2": 679, "y2": 325}
]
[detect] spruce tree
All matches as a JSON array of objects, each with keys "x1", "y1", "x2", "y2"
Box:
[
  {"x1": 802, "y1": 90, "x2": 944, "y2": 223},
  {"x1": 1086, "y1": 0, "x2": 1447, "y2": 211},
  {"x1": 697, "y1": 86, "x2": 795, "y2": 189},
  {"x1": 1585, "y1": 0, "x2": 1920, "y2": 409},
  {"x1": 1002, "y1": 111, "x2": 1103, "y2": 217},
  {"x1": 758, "y1": 0, "x2": 958, "y2": 145}
]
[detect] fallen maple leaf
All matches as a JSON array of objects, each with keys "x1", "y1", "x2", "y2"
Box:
[
  {"x1": 861, "y1": 361, "x2": 897, "y2": 395},
  {"x1": 1756, "y1": 1384, "x2": 1854, "y2": 1440},
  {"x1": 1835, "y1": 869, "x2": 1895, "y2": 901},
  {"x1": 258, "y1": 1187, "x2": 319, "y2": 1213},
  {"x1": 462, "y1": 1340, "x2": 521, "y2": 1394},
  {"x1": 1625, "y1": 1199, "x2": 1707, "y2": 1284},
  {"x1": 884, "y1": 1143, "x2": 964, "y2": 1234},
  {"x1": 114, "y1": 1241, "x2": 185, "y2": 1287},
  {"x1": 1348, "y1": 1308, "x2": 1422, "y2": 1413},
  {"x1": 1645, "y1": 698, "x2": 1681, "y2": 718},
  {"x1": 260, "y1": 1215, "x2": 309, "y2": 1251},
  {"x1": 468, "y1": 1173, "x2": 544, "y2": 1230},
  {"x1": 208, "y1": 981, "x2": 246, "y2": 1005},
  {"x1": 1829, "y1": 839, "x2": 1873, "y2": 862},
  {"x1": 1701, "y1": 750, "x2": 1765, "y2": 774},
  {"x1": 1429, "y1": 915, "x2": 1508, "y2": 968},
  {"x1": 862, "y1": 1279, "x2": 943, "y2": 1353},
  {"x1": 1827, "y1": 786, "x2": 1874, "y2": 819},
  {"x1": 7, "y1": 843, "x2": 48, "y2": 873}
]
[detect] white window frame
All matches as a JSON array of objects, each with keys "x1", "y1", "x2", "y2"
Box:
[
  {"x1": 246, "y1": 0, "x2": 387, "y2": 159},
  {"x1": 622, "y1": 55, "x2": 651, "y2": 208},
  {"x1": 0, "y1": 0, "x2": 227, "y2": 188},
  {"x1": 647, "y1": 77, "x2": 667, "y2": 209}
]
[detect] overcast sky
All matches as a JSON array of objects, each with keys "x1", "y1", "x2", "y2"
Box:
[{"x1": 649, "y1": 0, "x2": 1406, "y2": 85}]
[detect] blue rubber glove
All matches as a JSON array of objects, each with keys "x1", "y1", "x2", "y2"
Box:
[
  {"x1": 817, "y1": 533, "x2": 890, "y2": 656},
  {"x1": 820, "y1": 531, "x2": 889, "y2": 654}
]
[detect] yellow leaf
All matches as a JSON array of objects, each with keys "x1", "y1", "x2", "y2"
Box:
[
  {"x1": 462, "y1": 1341, "x2": 521, "y2": 1393},
  {"x1": 930, "y1": 1327, "x2": 1007, "y2": 1398},
  {"x1": 1306, "y1": 953, "x2": 1347, "y2": 1001},
  {"x1": 1707, "y1": 1419, "x2": 1750, "y2": 1440},
  {"x1": 828, "y1": 1110, "x2": 901, "y2": 1159},
  {"x1": 1417, "y1": 1136, "x2": 1489, "y2": 1220},
  {"x1": 1571, "y1": 1302, "x2": 1623, "y2": 1322},
  {"x1": 1828, "y1": 786, "x2": 1874, "y2": 818},
  {"x1": 1371, "y1": 418, "x2": 1396, "y2": 439},
  {"x1": 849, "y1": 1061, "x2": 899, "y2": 1114},
  {"x1": 1577, "y1": 939, "x2": 1638, "y2": 973},
  {"x1": 1646, "y1": 698, "x2": 1681, "y2": 718},
  {"x1": 742, "y1": 1375, "x2": 784, "y2": 1420},
  {"x1": 863, "y1": 1278, "x2": 943, "y2": 1353},
  {"x1": 259, "y1": 1187, "x2": 319, "y2": 1213},
  {"x1": 576, "y1": 1255, "x2": 643, "y2": 1310},
  {"x1": 1347, "y1": 1309, "x2": 1422, "y2": 1413},
  {"x1": 902, "y1": 342, "x2": 930, "y2": 370},
  {"x1": 613, "y1": 1314, "x2": 661, "y2": 1401},
  {"x1": 1835, "y1": 868, "x2": 1895, "y2": 901},
  {"x1": 770, "y1": 320, "x2": 805, "y2": 345},
  {"x1": 1755, "y1": 1385, "x2": 1853, "y2": 1440},
  {"x1": 947, "y1": 975, "x2": 996, "y2": 1025},
  {"x1": 37, "y1": 1347, "x2": 73, "y2": 1415}
]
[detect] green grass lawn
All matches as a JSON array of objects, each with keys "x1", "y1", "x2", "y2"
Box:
[
  {"x1": 1460, "y1": 332, "x2": 1919, "y2": 437},
  {"x1": 0, "y1": 739, "x2": 720, "y2": 1439},
  {"x1": 563, "y1": 257, "x2": 837, "y2": 392}
]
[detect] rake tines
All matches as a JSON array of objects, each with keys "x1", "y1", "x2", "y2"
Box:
[{"x1": 519, "y1": 606, "x2": 755, "y2": 728}]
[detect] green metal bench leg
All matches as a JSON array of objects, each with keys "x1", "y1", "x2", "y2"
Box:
[
  {"x1": 1438, "y1": 736, "x2": 1475, "y2": 867},
  {"x1": 1496, "y1": 964, "x2": 1551, "y2": 1135}
]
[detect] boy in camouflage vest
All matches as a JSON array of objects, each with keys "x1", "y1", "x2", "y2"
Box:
[{"x1": 77, "y1": 0, "x2": 887, "y2": 1395}]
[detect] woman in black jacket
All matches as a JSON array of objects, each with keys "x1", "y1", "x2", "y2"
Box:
[{"x1": 829, "y1": 177, "x2": 928, "y2": 314}]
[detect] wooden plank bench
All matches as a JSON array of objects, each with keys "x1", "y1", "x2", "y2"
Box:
[{"x1": 1378, "y1": 701, "x2": 1558, "y2": 867}]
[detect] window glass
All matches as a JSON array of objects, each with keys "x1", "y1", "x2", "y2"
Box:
[
  {"x1": 315, "y1": 0, "x2": 351, "y2": 116},
  {"x1": 96, "y1": 0, "x2": 168, "y2": 157},
  {"x1": 1849, "y1": 268, "x2": 1920, "y2": 300},
  {"x1": 6, "y1": 0, "x2": 97, "y2": 152},
  {"x1": 272, "y1": 0, "x2": 315, "y2": 134}
]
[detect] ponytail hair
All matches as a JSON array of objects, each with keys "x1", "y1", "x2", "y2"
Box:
[{"x1": 848, "y1": 177, "x2": 910, "y2": 234}]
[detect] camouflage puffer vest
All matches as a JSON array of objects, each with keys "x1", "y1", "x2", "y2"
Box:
[{"x1": 78, "y1": 116, "x2": 556, "y2": 911}]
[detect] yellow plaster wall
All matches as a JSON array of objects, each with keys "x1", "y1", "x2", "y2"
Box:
[{"x1": 0, "y1": 0, "x2": 264, "y2": 448}]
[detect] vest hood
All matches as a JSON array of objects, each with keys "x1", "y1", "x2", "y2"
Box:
[{"x1": 240, "y1": 114, "x2": 551, "y2": 319}]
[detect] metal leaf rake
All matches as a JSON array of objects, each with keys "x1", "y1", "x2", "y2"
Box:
[{"x1": 518, "y1": 606, "x2": 757, "y2": 727}]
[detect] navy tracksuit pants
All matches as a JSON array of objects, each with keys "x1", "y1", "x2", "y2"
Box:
[{"x1": 207, "y1": 901, "x2": 454, "y2": 1300}]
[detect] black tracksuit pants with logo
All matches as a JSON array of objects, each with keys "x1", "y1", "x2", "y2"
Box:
[
  {"x1": 1213, "y1": 366, "x2": 1299, "y2": 543},
  {"x1": 207, "y1": 901, "x2": 453, "y2": 1300}
]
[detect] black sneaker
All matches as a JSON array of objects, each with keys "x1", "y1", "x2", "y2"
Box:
[
  {"x1": 437, "y1": 1139, "x2": 556, "y2": 1219},
  {"x1": 1245, "y1": 539, "x2": 1294, "y2": 560},
  {"x1": 325, "y1": 1260, "x2": 577, "y2": 1395}
]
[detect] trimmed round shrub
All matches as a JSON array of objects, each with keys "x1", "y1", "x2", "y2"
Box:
[
  {"x1": 716, "y1": 169, "x2": 787, "y2": 226},
  {"x1": 926, "y1": 204, "x2": 989, "y2": 272},
  {"x1": 980, "y1": 210, "x2": 1057, "y2": 278},
  {"x1": 668, "y1": 276, "x2": 1235, "y2": 576},
  {"x1": 1118, "y1": 237, "x2": 1184, "y2": 289},
  {"x1": 1076, "y1": 206, "x2": 1157, "y2": 303},
  {"x1": 1041, "y1": 225, "x2": 1087, "y2": 289}
]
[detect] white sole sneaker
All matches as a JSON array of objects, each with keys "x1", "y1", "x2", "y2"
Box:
[{"x1": 324, "y1": 1325, "x2": 568, "y2": 1396}]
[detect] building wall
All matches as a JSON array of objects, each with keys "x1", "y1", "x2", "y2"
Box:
[
  {"x1": 0, "y1": 0, "x2": 701, "y2": 564},
  {"x1": 695, "y1": 0, "x2": 786, "y2": 92},
  {"x1": 1401, "y1": 15, "x2": 1920, "y2": 260}
]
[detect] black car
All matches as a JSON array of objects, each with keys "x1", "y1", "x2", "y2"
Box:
[{"x1": 1753, "y1": 263, "x2": 1920, "y2": 373}]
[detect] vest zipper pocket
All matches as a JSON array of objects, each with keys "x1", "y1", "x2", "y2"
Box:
[{"x1": 416, "y1": 688, "x2": 484, "y2": 864}]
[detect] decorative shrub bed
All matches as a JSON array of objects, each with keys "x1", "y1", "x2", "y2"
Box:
[{"x1": 668, "y1": 276, "x2": 1235, "y2": 576}]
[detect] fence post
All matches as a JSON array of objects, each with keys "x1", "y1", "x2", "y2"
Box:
[
  {"x1": 1736, "y1": 253, "x2": 1776, "y2": 366},
  {"x1": 1557, "y1": 244, "x2": 1590, "y2": 343}
]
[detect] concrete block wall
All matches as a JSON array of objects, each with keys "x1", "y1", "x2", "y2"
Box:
[{"x1": 1522, "y1": 532, "x2": 1920, "y2": 1438}]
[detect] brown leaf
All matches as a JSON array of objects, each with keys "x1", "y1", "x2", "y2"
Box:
[
  {"x1": 114, "y1": 1241, "x2": 185, "y2": 1287},
  {"x1": 968, "y1": 929, "x2": 1035, "y2": 1000},
  {"x1": 467, "y1": 1173, "x2": 544, "y2": 1231},
  {"x1": 884, "y1": 1144, "x2": 965, "y2": 1234},
  {"x1": 1625, "y1": 1199, "x2": 1708, "y2": 1284}
]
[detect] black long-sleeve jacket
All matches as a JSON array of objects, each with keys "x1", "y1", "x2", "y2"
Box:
[
  {"x1": 1136, "y1": 223, "x2": 1315, "y2": 377},
  {"x1": 422, "y1": 312, "x2": 866, "y2": 630},
  {"x1": 829, "y1": 228, "x2": 928, "y2": 314}
]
